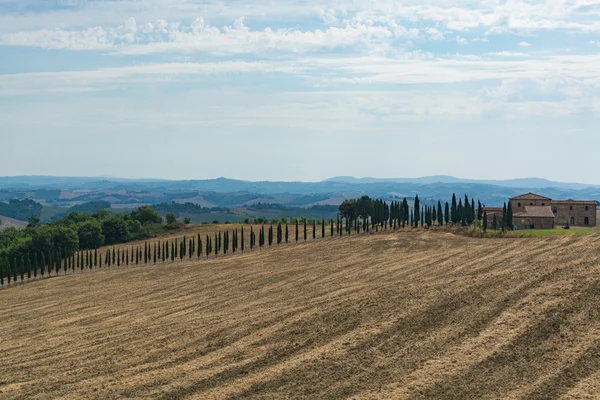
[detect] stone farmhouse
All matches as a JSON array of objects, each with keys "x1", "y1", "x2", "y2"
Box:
[
  {"x1": 510, "y1": 193, "x2": 596, "y2": 230},
  {"x1": 482, "y1": 193, "x2": 597, "y2": 230}
]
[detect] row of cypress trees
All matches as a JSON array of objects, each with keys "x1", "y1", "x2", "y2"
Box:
[
  {"x1": 0, "y1": 193, "x2": 509, "y2": 287},
  {"x1": 0, "y1": 221, "x2": 336, "y2": 286}
]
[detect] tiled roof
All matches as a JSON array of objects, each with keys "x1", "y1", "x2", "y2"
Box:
[
  {"x1": 513, "y1": 206, "x2": 556, "y2": 218},
  {"x1": 510, "y1": 192, "x2": 552, "y2": 201},
  {"x1": 551, "y1": 200, "x2": 597, "y2": 205}
]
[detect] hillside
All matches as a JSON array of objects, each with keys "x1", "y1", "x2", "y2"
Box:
[
  {"x1": 0, "y1": 215, "x2": 27, "y2": 230},
  {"x1": 2, "y1": 232, "x2": 600, "y2": 399}
]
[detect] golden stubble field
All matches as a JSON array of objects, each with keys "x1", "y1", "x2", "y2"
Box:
[{"x1": 2, "y1": 231, "x2": 600, "y2": 399}]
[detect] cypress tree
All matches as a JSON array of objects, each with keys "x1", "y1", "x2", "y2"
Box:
[
  {"x1": 198, "y1": 235, "x2": 203, "y2": 258},
  {"x1": 296, "y1": 220, "x2": 299, "y2": 242},
  {"x1": 20, "y1": 256, "x2": 25, "y2": 281},
  {"x1": 189, "y1": 239, "x2": 193, "y2": 259},
  {"x1": 304, "y1": 219, "x2": 307, "y2": 241},
  {"x1": 321, "y1": 219, "x2": 325, "y2": 238},
  {"x1": 477, "y1": 200, "x2": 483, "y2": 221},
  {"x1": 249, "y1": 227, "x2": 253, "y2": 251},
  {"x1": 25, "y1": 254, "x2": 31, "y2": 280},
  {"x1": 471, "y1": 199, "x2": 476, "y2": 224},
  {"x1": 80, "y1": 252, "x2": 84, "y2": 272},
  {"x1": 331, "y1": 219, "x2": 334, "y2": 237},
  {"x1": 40, "y1": 253, "x2": 45, "y2": 277},
  {"x1": 182, "y1": 236, "x2": 186, "y2": 258},
  {"x1": 493, "y1": 213, "x2": 498, "y2": 231},
  {"x1": 313, "y1": 219, "x2": 316, "y2": 240},
  {"x1": 414, "y1": 195, "x2": 420, "y2": 228},
  {"x1": 241, "y1": 227, "x2": 244, "y2": 252},
  {"x1": 112, "y1": 247, "x2": 116, "y2": 266},
  {"x1": 502, "y1": 203, "x2": 507, "y2": 230},
  {"x1": 507, "y1": 202, "x2": 513, "y2": 230},
  {"x1": 483, "y1": 211, "x2": 488, "y2": 232},
  {"x1": 451, "y1": 194, "x2": 457, "y2": 224},
  {"x1": 117, "y1": 249, "x2": 120, "y2": 267},
  {"x1": 12, "y1": 257, "x2": 17, "y2": 283},
  {"x1": 285, "y1": 224, "x2": 288, "y2": 244},
  {"x1": 0, "y1": 257, "x2": 4, "y2": 286}
]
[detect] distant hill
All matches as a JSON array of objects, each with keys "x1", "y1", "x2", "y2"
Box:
[
  {"x1": 2, "y1": 175, "x2": 600, "y2": 212},
  {"x1": 0, "y1": 215, "x2": 28, "y2": 230},
  {"x1": 323, "y1": 176, "x2": 600, "y2": 190}
]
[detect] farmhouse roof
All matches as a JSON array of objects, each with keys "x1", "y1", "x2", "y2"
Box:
[
  {"x1": 483, "y1": 207, "x2": 503, "y2": 214},
  {"x1": 551, "y1": 200, "x2": 597, "y2": 205},
  {"x1": 510, "y1": 192, "x2": 552, "y2": 201},
  {"x1": 513, "y1": 206, "x2": 556, "y2": 219}
]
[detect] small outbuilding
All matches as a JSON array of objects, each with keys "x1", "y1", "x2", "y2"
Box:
[{"x1": 513, "y1": 206, "x2": 555, "y2": 230}]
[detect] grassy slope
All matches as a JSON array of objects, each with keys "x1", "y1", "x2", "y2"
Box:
[{"x1": 2, "y1": 232, "x2": 600, "y2": 399}]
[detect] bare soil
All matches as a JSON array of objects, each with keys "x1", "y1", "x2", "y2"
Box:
[{"x1": 2, "y1": 231, "x2": 600, "y2": 399}]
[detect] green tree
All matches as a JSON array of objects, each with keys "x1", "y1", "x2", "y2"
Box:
[
  {"x1": 295, "y1": 220, "x2": 299, "y2": 242},
  {"x1": 165, "y1": 212, "x2": 178, "y2": 225},
  {"x1": 102, "y1": 216, "x2": 130, "y2": 245},
  {"x1": 131, "y1": 206, "x2": 162, "y2": 225},
  {"x1": 507, "y1": 202, "x2": 513, "y2": 230},
  {"x1": 492, "y1": 213, "x2": 498, "y2": 231}
]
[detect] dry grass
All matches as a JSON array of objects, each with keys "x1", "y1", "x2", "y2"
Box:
[{"x1": 2, "y1": 231, "x2": 600, "y2": 399}]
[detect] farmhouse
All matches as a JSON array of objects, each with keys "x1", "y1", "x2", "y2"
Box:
[{"x1": 509, "y1": 192, "x2": 597, "y2": 229}]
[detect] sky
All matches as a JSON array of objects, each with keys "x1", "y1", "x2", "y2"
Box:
[{"x1": 1, "y1": 0, "x2": 599, "y2": 183}]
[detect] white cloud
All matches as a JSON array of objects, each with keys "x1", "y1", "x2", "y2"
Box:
[
  {"x1": 0, "y1": 17, "x2": 412, "y2": 54},
  {"x1": 456, "y1": 35, "x2": 468, "y2": 45},
  {"x1": 518, "y1": 41, "x2": 531, "y2": 47}
]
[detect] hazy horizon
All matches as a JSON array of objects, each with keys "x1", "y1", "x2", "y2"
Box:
[{"x1": 2, "y1": 174, "x2": 600, "y2": 186}]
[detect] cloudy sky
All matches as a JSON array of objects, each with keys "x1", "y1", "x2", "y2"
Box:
[{"x1": 1, "y1": 0, "x2": 599, "y2": 183}]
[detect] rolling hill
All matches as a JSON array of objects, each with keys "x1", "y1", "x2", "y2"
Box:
[{"x1": 2, "y1": 230, "x2": 600, "y2": 398}]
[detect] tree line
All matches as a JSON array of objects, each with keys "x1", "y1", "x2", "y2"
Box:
[{"x1": 1, "y1": 193, "x2": 516, "y2": 288}]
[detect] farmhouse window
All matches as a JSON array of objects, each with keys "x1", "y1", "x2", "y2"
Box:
[
  {"x1": 586, "y1": 206, "x2": 589, "y2": 211},
  {"x1": 530, "y1": 203, "x2": 533, "y2": 206},
  {"x1": 542, "y1": 203, "x2": 545, "y2": 206},
  {"x1": 570, "y1": 206, "x2": 573, "y2": 210},
  {"x1": 518, "y1": 202, "x2": 521, "y2": 208},
  {"x1": 553, "y1": 207, "x2": 557, "y2": 213}
]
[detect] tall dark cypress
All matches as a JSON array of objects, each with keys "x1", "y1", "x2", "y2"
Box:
[
  {"x1": 321, "y1": 219, "x2": 325, "y2": 238},
  {"x1": 20, "y1": 256, "x2": 25, "y2": 281},
  {"x1": 483, "y1": 211, "x2": 488, "y2": 232},
  {"x1": 304, "y1": 219, "x2": 307, "y2": 241},
  {"x1": 285, "y1": 224, "x2": 288, "y2": 244},
  {"x1": 313, "y1": 219, "x2": 316, "y2": 240},
  {"x1": 40, "y1": 253, "x2": 45, "y2": 277},
  {"x1": 507, "y1": 202, "x2": 513, "y2": 230},
  {"x1": 451, "y1": 193, "x2": 458, "y2": 224},
  {"x1": 241, "y1": 227, "x2": 244, "y2": 252},
  {"x1": 331, "y1": 219, "x2": 334, "y2": 237},
  {"x1": 12, "y1": 257, "x2": 17, "y2": 283},
  {"x1": 414, "y1": 195, "x2": 420, "y2": 228},
  {"x1": 296, "y1": 220, "x2": 299, "y2": 242}
]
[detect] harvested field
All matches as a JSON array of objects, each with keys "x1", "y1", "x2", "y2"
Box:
[
  {"x1": 0, "y1": 215, "x2": 27, "y2": 231},
  {"x1": 2, "y1": 231, "x2": 600, "y2": 399}
]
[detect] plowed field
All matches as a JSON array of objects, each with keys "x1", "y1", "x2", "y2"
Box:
[{"x1": 2, "y1": 231, "x2": 600, "y2": 399}]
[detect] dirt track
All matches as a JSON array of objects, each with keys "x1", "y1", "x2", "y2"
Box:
[{"x1": 2, "y1": 231, "x2": 600, "y2": 399}]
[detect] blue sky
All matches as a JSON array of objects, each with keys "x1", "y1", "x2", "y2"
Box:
[{"x1": 1, "y1": 0, "x2": 599, "y2": 183}]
